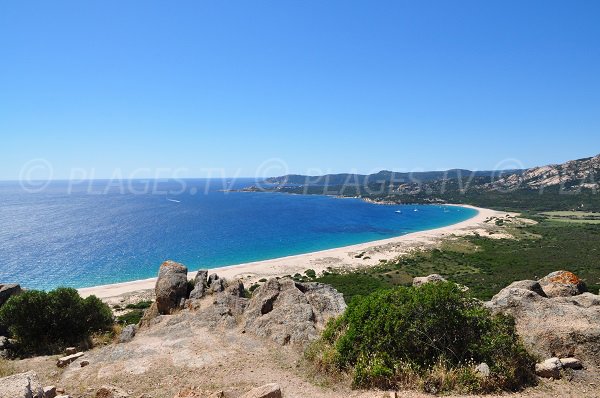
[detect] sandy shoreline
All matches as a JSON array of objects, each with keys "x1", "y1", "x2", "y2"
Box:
[{"x1": 79, "y1": 205, "x2": 508, "y2": 300}]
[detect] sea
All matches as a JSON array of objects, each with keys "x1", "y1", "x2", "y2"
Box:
[{"x1": 0, "y1": 179, "x2": 478, "y2": 290}]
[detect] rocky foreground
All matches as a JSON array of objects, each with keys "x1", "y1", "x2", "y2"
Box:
[{"x1": 1, "y1": 265, "x2": 599, "y2": 398}]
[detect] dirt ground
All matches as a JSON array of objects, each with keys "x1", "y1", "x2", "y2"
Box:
[{"x1": 11, "y1": 307, "x2": 600, "y2": 398}]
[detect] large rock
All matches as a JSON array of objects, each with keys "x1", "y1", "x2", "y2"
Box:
[
  {"x1": 244, "y1": 278, "x2": 346, "y2": 346},
  {"x1": 486, "y1": 281, "x2": 600, "y2": 366},
  {"x1": 195, "y1": 281, "x2": 248, "y2": 328},
  {"x1": 504, "y1": 280, "x2": 547, "y2": 297},
  {"x1": 188, "y1": 270, "x2": 208, "y2": 300},
  {"x1": 0, "y1": 371, "x2": 44, "y2": 398},
  {"x1": 155, "y1": 260, "x2": 189, "y2": 314},
  {"x1": 0, "y1": 283, "x2": 22, "y2": 307},
  {"x1": 538, "y1": 270, "x2": 587, "y2": 298}
]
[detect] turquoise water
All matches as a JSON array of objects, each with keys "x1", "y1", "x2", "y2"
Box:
[{"x1": 0, "y1": 179, "x2": 477, "y2": 290}]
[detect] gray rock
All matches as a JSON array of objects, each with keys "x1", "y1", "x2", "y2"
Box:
[
  {"x1": 119, "y1": 324, "x2": 137, "y2": 343},
  {"x1": 486, "y1": 284, "x2": 600, "y2": 366},
  {"x1": 475, "y1": 362, "x2": 490, "y2": 377},
  {"x1": 188, "y1": 270, "x2": 209, "y2": 300},
  {"x1": 56, "y1": 352, "x2": 84, "y2": 368},
  {"x1": 0, "y1": 335, "x2": 8, "y2": 348},
  {"x1": 412, "y1": 274, "x2": 446, "y2": 287},
  {"x1": 240, "y1": 383, "x2": 282, "y2": 398},
  {"x1": 43, "y1": 386, "x2": 57, "y2": 398},
  {"x1": 505, "y1": 280, "x2": 547, "y2": 297},
  {"x1": 207, "y1": 274, "x2": 226, "y2": 293},
  {"x1": 0, "y1": 371, "x2": 44, "y2": 398},
  {"x1": 560, "y1": 357, "x2": 583, "y2": 369},
  {"x1": 538, "y1": 270, "x2": 587, "y2": 298},
  {"x1": 196, "y1": 282, "x2": 249, "y2": 328},
  {"x1": 80, "y1": 360, "x2": 89, "y2": 367},
  {"x1": 244, "y1": 278, "x2": 346, "y2": 346},
  {"x1": 535, "y1": 357, "x2": 562, "y2": 378},
  {"x1": 155, "y1": 260, "x2": 188, "y2": 315},
  {"x1": 0, "y1": 283, "x2": 22, "y2": 307}
]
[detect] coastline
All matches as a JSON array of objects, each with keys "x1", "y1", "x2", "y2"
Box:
[{"x1": 79, "y1": 205, "x2": 508, "y2": 300}]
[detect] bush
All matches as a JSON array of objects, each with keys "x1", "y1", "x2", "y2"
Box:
[
  {"x1": 125, "y1": 300, "x2": 153, "y2": 310},
  {"x1": 0, "y1": 287, "x2": 113, "y2": 355},
  {"x1": 305, "y1": 269, "x2": 317, "y2": 279},
  {"x1": 307, "y1": 282, "x2": 536, "y2": 393},
  {"x1": 117, "y1": 309, "x2": 144, "y2": 326}
]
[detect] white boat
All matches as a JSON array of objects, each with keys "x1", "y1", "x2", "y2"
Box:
[
  {"x1": 167, "y1": 198, "x2": 181, "y2": 203},
  {"x1": 395, "y1": 210, "x2": 402, "y2": 213},
  {"x1": 414, "y1": 208, "x2": 418, "y2": 212}
]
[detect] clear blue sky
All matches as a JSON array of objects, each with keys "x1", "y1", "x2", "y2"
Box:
[{"x1": 1, "y1": 0, "x2": 599, "y2": 180}]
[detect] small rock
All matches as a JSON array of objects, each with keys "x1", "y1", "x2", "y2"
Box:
[
  {"x1": 535, "y1": 357, "x2": 563, "y2": 378},
  {"x1": 65, "y1": 347, "x2": 77, "y2": 355},
  {"x1": 0, "y1": 335, "x2": 8, "y2": 349},
  {"x1": 55, "y1": 395, "x2": 72, "y2": 398},
  {"x1": 560, "y1": 357, "x2": 583, "y2": 369},
  {"x1": 475, "y1": 362, "x2": 490, "y2": 377},
  {"x1": 412, "y1": 274, "x2": 446, "y2": 287},
  {"x1": 119, "y1": 324, "x2": 137, "y2": 343},
  {"x1": 96, "y1": 385, "x2": 130, "y2": 398},
  {"x1": 57, "y1": 352, "x2": 84, "y2": 368},
  {"x1": 240, "y1": 383, "x2": 282, "y2": 398},
  {"x1": 80, "y1": 360, "x2": 89, "y2": 367},
  {"x1": 56, "y1": 388, "x2": 65, "y2": 394},
  {"x1": 44, "y1": 385, "x2": 57, "y2": 398}
]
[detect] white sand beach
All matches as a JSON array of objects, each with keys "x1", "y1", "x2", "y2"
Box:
[{"x1": 79, "y1": 205, "x2": 510, "y2": 300}]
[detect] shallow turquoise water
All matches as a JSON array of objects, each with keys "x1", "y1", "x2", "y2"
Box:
[{"x1": 0, "y1": 179, "x2": 477, "y2": 290}]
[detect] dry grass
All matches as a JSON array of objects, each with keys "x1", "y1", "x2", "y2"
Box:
[{"x1": 0, "y1": 358, "x2": 16, "y2": 378}]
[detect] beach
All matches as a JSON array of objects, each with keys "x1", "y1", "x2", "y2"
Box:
[{"x1": 79, "y1": 205, "x2": 509, "y2": 300}]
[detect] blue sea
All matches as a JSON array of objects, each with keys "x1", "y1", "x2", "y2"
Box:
[{"x1": 0, "y1": 179, "x2": 477, "y2": 290}]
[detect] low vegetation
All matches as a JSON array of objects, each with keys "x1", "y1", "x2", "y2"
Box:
[
  {"x1": 0, "y1": 288, "x2": 113, "y2": 356},
  {"x1": 306, "y1": 282, "x2": 536, "y2": 393},
  {"x1": 316, "y1": 218, "x2": 600, "y2": 300}
]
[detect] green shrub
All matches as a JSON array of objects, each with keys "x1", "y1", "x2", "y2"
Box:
[
  {"x1": 125, "y1": 300, "x2": 153, "y2": 310},
  {"x1": 117, "y1": 309, "x2": 144, "y2": 326},
  {"x1": 308, "y1": 282, "x2": 536, "y2": 393},
  {"x1": 304, "y1": 269, "x2": 317, "y2": 279},
  {"x1": 0, "y1": 288, "x2": 113, "y2": 355}
]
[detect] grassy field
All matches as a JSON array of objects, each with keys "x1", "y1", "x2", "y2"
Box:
[
  {"x1": 539, "y1": 211, "x2": 600, "y2": 224},
  {"x1": 316, "y1": 219, "x2": 600, "y2": 301}
]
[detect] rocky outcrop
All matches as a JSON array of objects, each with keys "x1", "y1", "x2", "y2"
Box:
[
  {"x1": 538, "y1": 270, "x2": 587, "y2": 298},
  {"x1": 412, "y1": 274, "x2": 446, "y2": 287},
  {"x1": 244, "y1": 278, "x2": 346, "y2": 346},
  {"x1": 0, "y1": 283, "x2": 22, "y2": 307},
  {"x1": 0, "y1": 371, "x2": 44, "y2": 398},
  {"x1": 486, "y1": 272, "x2": 600, "y2": 366},
  {"x1": 188, "y1": 270, "x2": 208, "y2": 300},
  {"x1": 196, "y1": 280, "x2": 248, "y2": 328},
  {"x1": 155, "y1": 260, "x2": 189, "y2": 314}
]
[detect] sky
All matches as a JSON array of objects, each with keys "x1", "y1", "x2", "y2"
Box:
[{"x1": 1, "y1": 0, "x2": 599, "y2": 180}]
